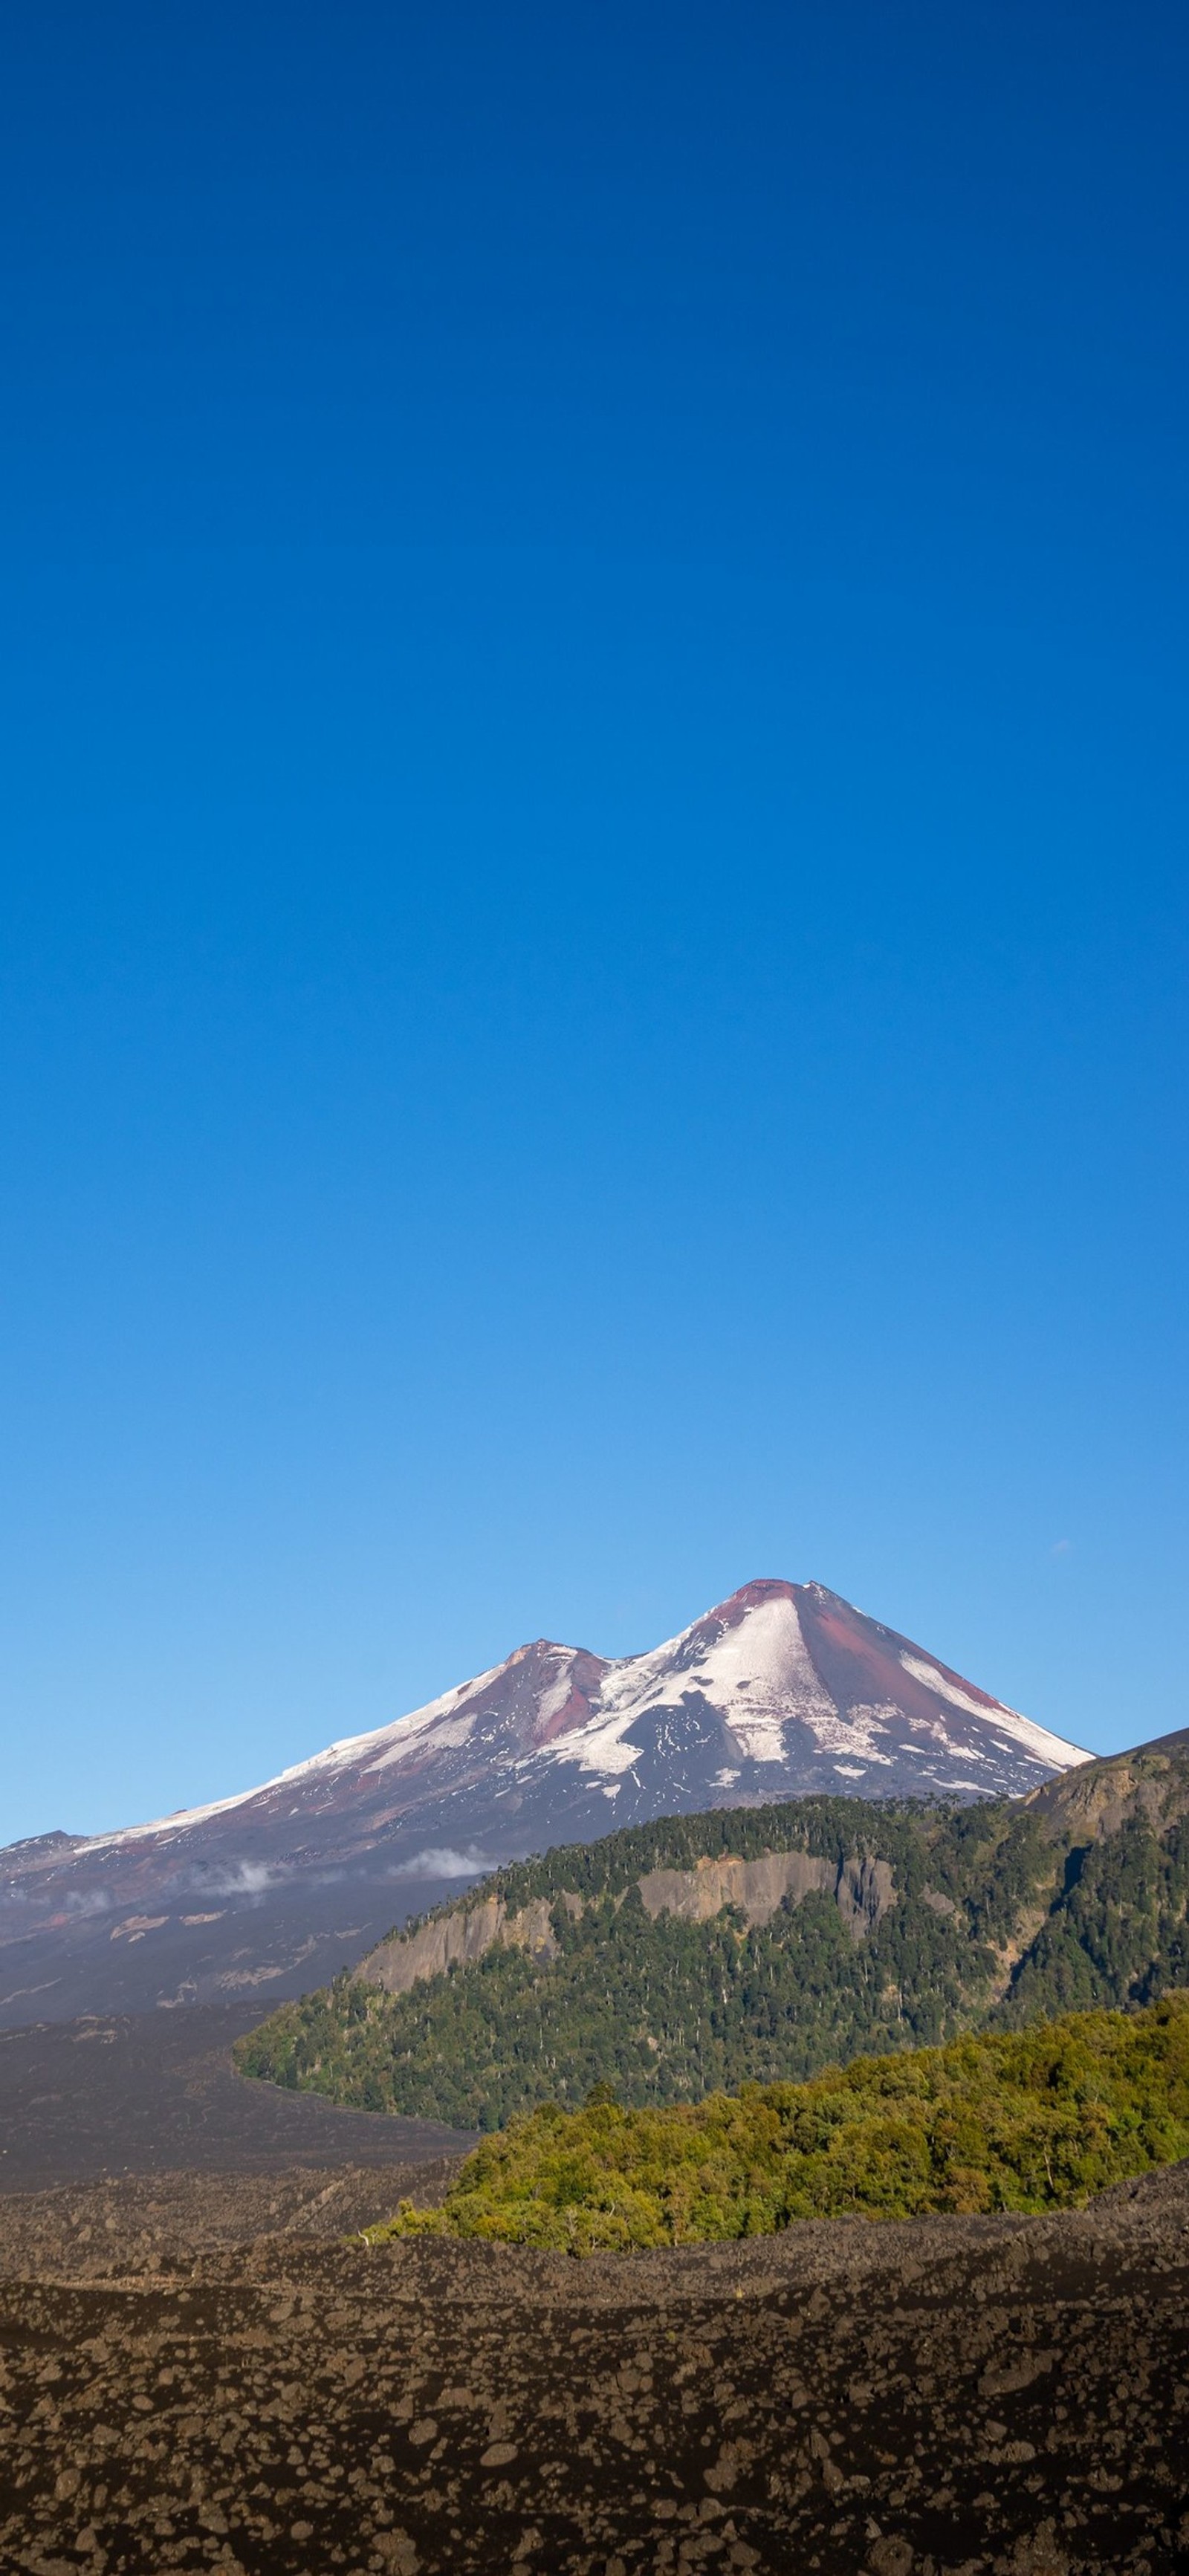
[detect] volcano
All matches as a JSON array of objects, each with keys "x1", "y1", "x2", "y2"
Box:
[{"x1": 0, "y1": 1580, "x2": 1089, "y2": 2025}]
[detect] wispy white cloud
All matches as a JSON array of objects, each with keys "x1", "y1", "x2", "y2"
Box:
[
  {"x1": 190, "y1": 1860, "x2": 286, "y2": 1898},
  {"x1": 389, "y1": 1846, "x2": 493, "y2": 1879}
]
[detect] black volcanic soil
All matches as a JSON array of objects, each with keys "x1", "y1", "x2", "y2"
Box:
[
  {"x1": 1, "y1": 2158, "x2": 1188, "y2": 2574},
  {"x1": 0, "y1": 2008, "x2": 473, "y2": 2191}
]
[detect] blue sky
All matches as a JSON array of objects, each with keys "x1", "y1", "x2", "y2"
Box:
[{"x1": 2, "y1": 1, "x2": 1186, "y2": 1841}]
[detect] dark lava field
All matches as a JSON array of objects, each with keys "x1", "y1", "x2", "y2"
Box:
[
  {"x1": 0, "y1": 2008, "x2": 470, "y2": 2193},
  {"x1": 3, "y1": 2141, "x2": 1189, "y2": 2574}
]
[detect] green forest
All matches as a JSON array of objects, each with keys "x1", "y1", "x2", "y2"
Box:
[
  {"x1": 237, "y1": 1762, "x2": 1189, "y2": 2130},
  {"x1": 366, "y1": 1996, "x2": 1189, "y2": 2249}
]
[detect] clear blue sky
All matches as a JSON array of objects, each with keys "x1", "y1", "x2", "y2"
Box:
[{"x1": 1, "y1": 1, "x2": 1186, "y2": 1843}]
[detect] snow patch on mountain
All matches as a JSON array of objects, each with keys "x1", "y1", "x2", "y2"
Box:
[
  {"x1": 534, "y1": 1595, "x2": 861, "y2": 1781},
  {"x1": 897, "y1": 1653, "x2": 1089, "y2": 1770},
  {"x1": 78, "y1": 1664, "x2": 508, "y2": 1851}
]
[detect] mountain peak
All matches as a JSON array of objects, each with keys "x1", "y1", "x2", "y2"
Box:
[{"x1": 0, "y1": 1578, "x2": 1091, "y2": 2025}]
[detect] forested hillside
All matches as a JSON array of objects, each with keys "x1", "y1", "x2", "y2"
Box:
[
  {"x1": 237, "y1": 1732, "x2": 1189, "y2": 2131},
  {"x1": 370, "y1": 1996, "x2": 1189, "y2": 2247}
]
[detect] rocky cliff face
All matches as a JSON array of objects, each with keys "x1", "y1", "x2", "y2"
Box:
[
  {"x1": 635, "y1": 1849, "x2": 838, "y2": 1929},
  {"x1": 360, "y1": 1842, "x2": 900, "y2": 1998},
  {"x1": 365, "y1": 1895, "x2": 562, "y2": 1997},
  {"x1": 1026, "y1": 1724, "x2": 1189, "y2": 1843}
]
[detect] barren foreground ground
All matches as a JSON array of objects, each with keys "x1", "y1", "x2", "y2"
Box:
[{"x1": 1, "y1": 2157, "x2": 1188, "y2": 2576}]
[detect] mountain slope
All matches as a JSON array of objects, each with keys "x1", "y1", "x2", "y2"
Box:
[
  {"x1": 0, "y1": 1577, "x2": 1088, "y2": 2025},
  {"x1": 237, "y1": 1727, "x2": 1189, "y2": 2129}
]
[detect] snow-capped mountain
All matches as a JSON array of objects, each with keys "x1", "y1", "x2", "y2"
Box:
[{"x1": 0, "y1": 1580, "x2": 1089, "y2": 2025}]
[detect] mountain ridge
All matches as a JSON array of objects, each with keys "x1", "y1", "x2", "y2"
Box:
[
  {"x1": 237, "y1": 1726, "x2": 1189, "y2": 2129},
  {"x1": 1, "y1": 1577, "x2": 1089, "y2": 2026}
]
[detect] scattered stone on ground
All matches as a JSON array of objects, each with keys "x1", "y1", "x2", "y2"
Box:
[{"x1": 2, "y1": 2156, "x2": 1188, "y2": 2572}]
